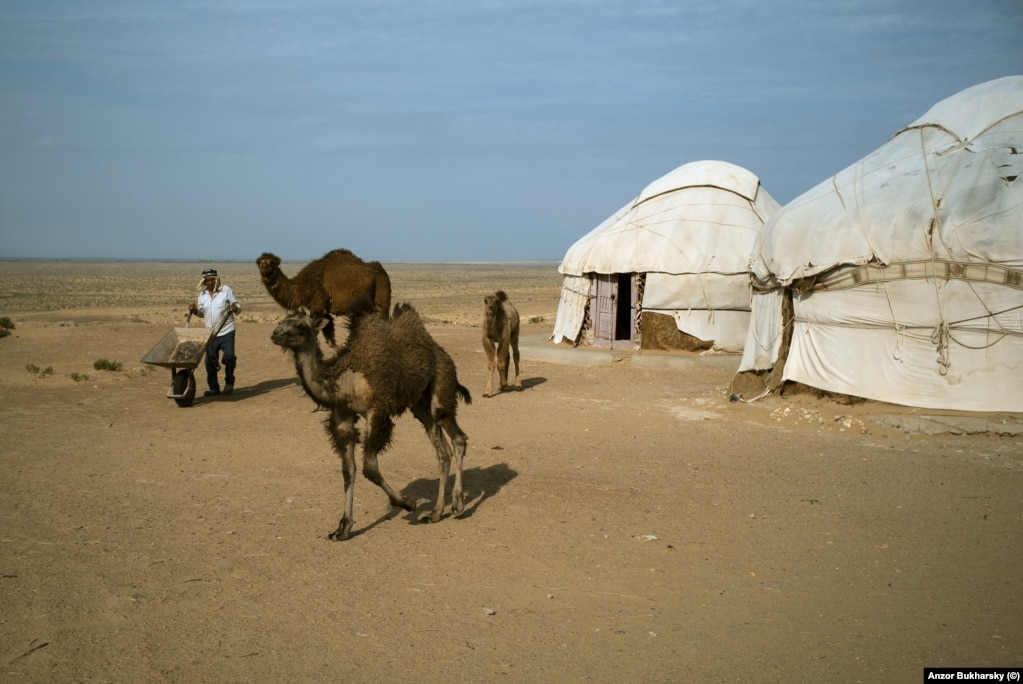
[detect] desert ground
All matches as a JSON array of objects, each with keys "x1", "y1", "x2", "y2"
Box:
[{"x1": 1, "y1": 259, "x2": 1021, "y2": 683}]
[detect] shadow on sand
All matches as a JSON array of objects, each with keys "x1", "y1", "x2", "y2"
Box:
[
  {"x1": 481, "y1": 376, "x2": 547, "y2": 399},
  {"x1": 196, "y1": 376, "x2": 298, "y2": 404},
  {"x1": 402, "y1": 462, "x2": 519, "y2": 522},
  {"x1": 344, "y1": 463, "x2": 520, "y2": 539}
]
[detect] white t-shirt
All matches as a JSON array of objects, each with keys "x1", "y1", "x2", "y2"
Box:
[{"x1": 196, "y1": 285, "x2": 241, "y2": 336}]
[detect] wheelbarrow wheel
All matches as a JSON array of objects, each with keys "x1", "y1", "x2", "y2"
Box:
[{"x1": 172, "y1": 369, "x2": 196, "y2": 407}]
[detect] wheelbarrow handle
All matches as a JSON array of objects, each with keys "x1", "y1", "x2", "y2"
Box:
[
  {"x1": 214, "y1": 309, "x2": 234, "y2": 335},
  {"x1": 182, "y1": 306, "x2": 231, "y2": 332}
]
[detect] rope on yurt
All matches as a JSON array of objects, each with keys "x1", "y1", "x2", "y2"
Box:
[{"x1": 921, "y1": 125, "x2": 966, "y2": 375}]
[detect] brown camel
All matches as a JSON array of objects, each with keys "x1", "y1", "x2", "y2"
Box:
[
  {"x1": 271, "y1": 303, "x2": 471, "y2": 541},
  {"x1": 482, "y1": 290, "x2": 521, "y2": 397},
  {"x1": 256, "y1": 249, "x2": 392, "y2": 319}
]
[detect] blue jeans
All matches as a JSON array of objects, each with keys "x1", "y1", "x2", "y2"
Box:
[{"x1": 205, "y1": 331, "x2": 236, "y2": 392}]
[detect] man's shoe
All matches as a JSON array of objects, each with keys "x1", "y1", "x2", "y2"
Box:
[
  {"x1": 223, "y1": 383, "x2": 234, "y2": 395},
  {"x1": 204, "y1": 389, "x2": 220, "y2": 397}
]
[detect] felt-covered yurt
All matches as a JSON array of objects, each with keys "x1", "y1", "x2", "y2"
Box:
[
  {"x1": 552, "y1": 160, "x2": 780, "y2": 352},
  {"x1": 735, "y1": 76, "x2": 1023, "y2": 412}
]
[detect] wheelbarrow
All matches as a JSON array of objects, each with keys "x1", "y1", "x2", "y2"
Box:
[{"x1": 141, "y1": 312, "x2": 231, "y2": 407}]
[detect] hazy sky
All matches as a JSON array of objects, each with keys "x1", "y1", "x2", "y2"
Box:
[{"x1": 1, "y1": 1, "x2": 1020, "y2": 262}]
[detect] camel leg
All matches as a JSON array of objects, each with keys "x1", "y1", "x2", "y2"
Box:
[
  {"x1": 426, "y1": 424, "x2": 453, "y2": 523},
  {"x1": 482, "y1": 338, "x2": 497, "y2": 398},
  {"x1": 496, "y1": 338, "x2": 511, "y2": 391},
  {"x1": 327, "y1": 410, "x2": 358, "y2": 541},
  {"x1": 438, "y1": 415, "x2": 468, "y2": 515},
  {"x1": 412, "y1": 401, "x2": 452, "y2": 523},
  {"x1": 510, "y1": 330, "x2": 522, "y2": 390},
  {"x1": 361, "y1": 411, "x2": 415, "y2": 512}
]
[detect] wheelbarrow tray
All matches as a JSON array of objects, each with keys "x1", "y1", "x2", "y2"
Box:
[{"x1": 141, "y1": 326, "x2": 215, "y2": 369}]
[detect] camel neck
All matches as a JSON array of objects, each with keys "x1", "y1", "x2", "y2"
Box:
[{"x1": 294, "y1": 347, "x2": 329, "y2": 404}]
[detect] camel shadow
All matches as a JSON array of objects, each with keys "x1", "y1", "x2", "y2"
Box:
[
  {"x1": 344, "y1": 507, "x2": 407, "y2": 540},
  {"x1": 343, "y1": 464, "x2": 518, "y2": 540},
  {"x1": 321, "y1": 462, "x2": 517, "y2": 540},
  {"x1": 401, "y1": 462, "x2": 519, "y2": 523},
  {"x1": 483, "y1": 376, "x2": 547, "y2": 399},
  {"x1": 519, "y1": 376, "x2": 547, "y2": 390}
]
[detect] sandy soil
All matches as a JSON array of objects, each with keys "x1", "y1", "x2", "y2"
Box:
[{"x1": 1, "y1": 260, "x2": 1021, "y2": 682}]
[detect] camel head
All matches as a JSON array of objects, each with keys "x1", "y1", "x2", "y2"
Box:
[
  {"x1": 484, "y1": 290, "x2": 508, "y2": 316},
  {"x1": 271, "y1": 308, "x2": 352, "y2": 352},
  {"x1": 256, "y1": 252, "x2": 282, "y2": 279},
  {"x1": 271, "y1": 308, "x2": 325, "y2": 351}
]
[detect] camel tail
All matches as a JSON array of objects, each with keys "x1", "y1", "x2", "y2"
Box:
[{"x1": 457, "y1": 384, "x2": 472, "y2": 406}]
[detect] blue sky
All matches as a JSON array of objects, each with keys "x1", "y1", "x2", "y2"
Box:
[{"x1": 1, "y1": 1, "x2": 1020, "y2": 261}]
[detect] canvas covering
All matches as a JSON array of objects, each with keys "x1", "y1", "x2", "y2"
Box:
[
  {"x1": 739, "y1": 76, "x2": 1023, "y2": 412},
  {"x1": 553, "y1": 160, "x2": 780, "y2": 351}
]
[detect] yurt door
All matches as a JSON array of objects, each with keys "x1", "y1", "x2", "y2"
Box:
[
  {"x1": 591, "y1": 274, "x2": 617, "y2": 348},
  {"x1": 591, "y1": 273, "x2": 636, "y2": 348}
]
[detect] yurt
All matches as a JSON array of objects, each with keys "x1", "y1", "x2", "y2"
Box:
[
  {"x1": 552, "y1": 160, "x2": 781, "y2": 352},
  {"x1": 735, "y1": 76, "x2": 1023, "y2": 412}
]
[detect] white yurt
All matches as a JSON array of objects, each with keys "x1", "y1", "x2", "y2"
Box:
[
  {"x1": 552, "y1": 160, "x2": 781, "y2": 352},
  {"x1": 736, "y1": 76, "x2": 1023, "y2": 412}
]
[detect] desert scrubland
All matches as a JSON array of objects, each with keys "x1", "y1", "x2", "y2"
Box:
[{"x1": 1, "y1": 260, "x2": 1020, "y2": 682}]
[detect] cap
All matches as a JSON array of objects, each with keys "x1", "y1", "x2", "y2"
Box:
[{"x1": 202, "y1": 268, "x2": 218, "y2": 278}]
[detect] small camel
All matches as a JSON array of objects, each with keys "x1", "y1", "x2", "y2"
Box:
[
  {"x1": 482, "y1": 290, "x2": 521, "y2": 397},
  {"x1": 271, "y1": 304, "x2": 471, "y2": 541},
  {"x1": 257, "y1": 249, "x2": 392, "y2": 319}
]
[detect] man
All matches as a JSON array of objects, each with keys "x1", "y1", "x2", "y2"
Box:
[{"x1": 188, "y1": 268, "x2": 242, "y2": 396}]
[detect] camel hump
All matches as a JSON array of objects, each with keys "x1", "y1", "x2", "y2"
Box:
[
  {"x1": 323, "y1": 248, "x2": 361, "y2": 262},
  {"x1": 391, "y1": 302, "x2": 417, "y2": 319},
  {"x1": 495, "y1": 290, "x2": 508, "y2": 301}
]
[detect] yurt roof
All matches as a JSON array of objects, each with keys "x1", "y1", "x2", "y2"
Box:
[
  {"x1": 560, "y1": 160, "x2": 780, "y2": 277},
  {"x1": 751, "y1": 75, "x2": 1023, "y2": 285}
]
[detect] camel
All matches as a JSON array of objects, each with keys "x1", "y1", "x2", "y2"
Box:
[
  {"x1": 257, "y1": 248, "x2": 392, "y2": 324},
  {"x1": 482, "y1": 290, "x2": 521, "y2": 397},
  {"x1": 271, "y1": 303, "x2": 471, "y2": 541}
]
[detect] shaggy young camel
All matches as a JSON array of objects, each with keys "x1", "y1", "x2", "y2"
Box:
[
  {"x1": 482, "y1": 290, "x2": 521, "y2": 397},
  {"x1": 271, "y1": 304, "x2": 471, "y2": 541},
  {"x1": 257, "y1": 248, "x2": 392, "y2": 320}
]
